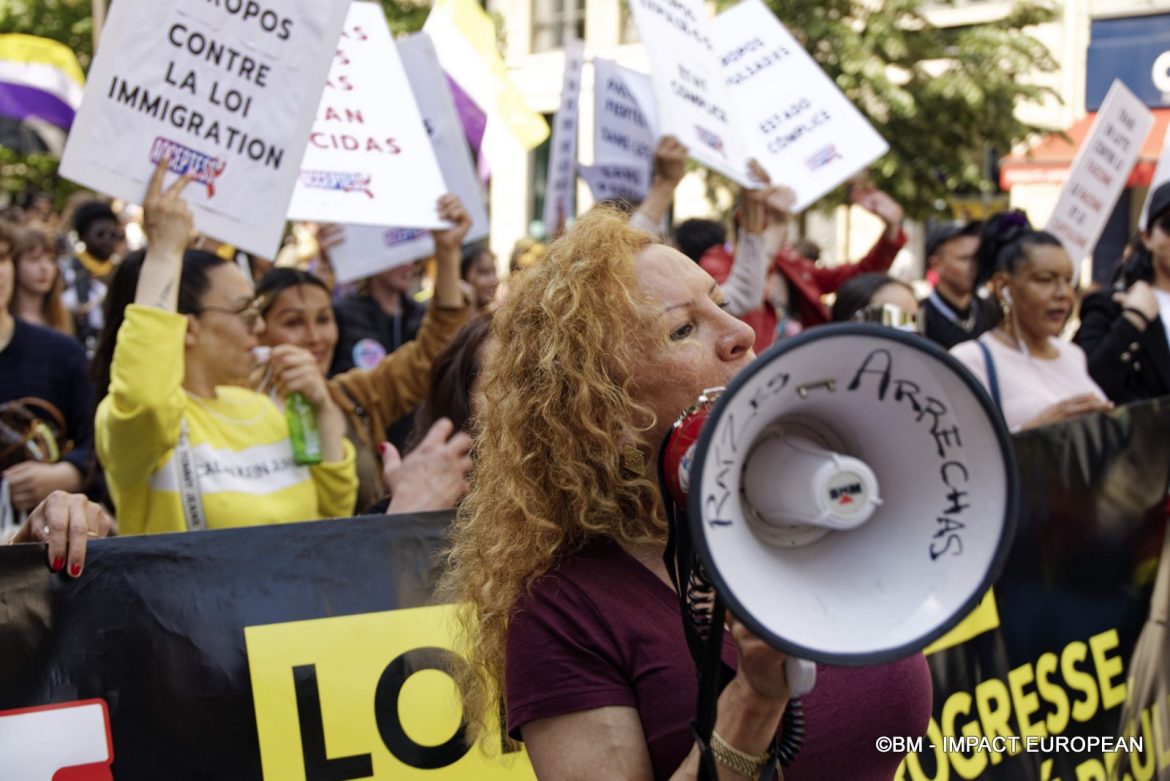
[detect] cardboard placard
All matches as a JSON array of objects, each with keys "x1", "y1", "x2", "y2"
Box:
[
  {"x1": 1046, "y1": 80, "x2": 1154, "y2": 260},
  {"x1": 287, "y1": 2, "x2": 449, "y2": 231},
  {"x1": 588, "y1": 58, "x2": 657, "y2": 203},
  {"x1": 327, "y1": 32, "x2": 490, "y2": 283},
  {"x1": 712, "y1": 0, "x2": 888, "y2": 212},
  {"x1": 628, "y1": 0, "x2": 751, "y2": 186},
  {"x1": 58, "y1": 0, "x2": 348, "y2": 258},
  {"x1": 541, "y1": 40, "x2": 584, "y2": 236}
]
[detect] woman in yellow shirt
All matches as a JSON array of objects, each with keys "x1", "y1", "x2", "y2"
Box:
[{"x1": 93, "y1": 162, "x2": 358, "y2": 535}]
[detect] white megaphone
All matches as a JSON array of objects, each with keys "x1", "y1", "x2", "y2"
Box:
[{"x1": 662, "y1": 324, "x2": 1018, "y2": 668}]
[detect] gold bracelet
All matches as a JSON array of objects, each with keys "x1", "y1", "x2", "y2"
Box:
[{"x1": 710, "y1": 729, "x2": 771, "y2": 778}]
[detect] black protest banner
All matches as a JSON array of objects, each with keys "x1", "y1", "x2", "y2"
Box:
[
  {"x1": 898, "y1": 396, "x2": 1170, "y2": 781},
  {"x1": 1, "y1": 400, "x2": 1167, "y2": 780},
  {"x1": 0, "y1": 511, "x2": 534, "y2": 780}
]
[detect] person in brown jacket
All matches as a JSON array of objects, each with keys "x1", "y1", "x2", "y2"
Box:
[{"x1": 255, "y1": 195, "x2": 474, "y2": 513}]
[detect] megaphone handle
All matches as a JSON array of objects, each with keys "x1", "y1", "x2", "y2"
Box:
[
  {"x1": 785, "y1": 656, "x2": 816, "y2": 698},
  {"x1": 772, "y1": 658, "x2": 814, "y2": 769}
]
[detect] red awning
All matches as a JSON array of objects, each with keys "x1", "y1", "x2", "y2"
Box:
[{"x1": 999, "y1": 109, "x2": 1170, "y2": 190}]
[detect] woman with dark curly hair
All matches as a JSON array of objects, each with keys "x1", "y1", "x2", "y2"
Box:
[{"x1": 443, "y1": 208, "x2": 931, "y2": 780}]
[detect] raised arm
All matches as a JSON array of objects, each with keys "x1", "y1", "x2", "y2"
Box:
[
  {"x1": 135, "y1": 160, "x2": 194, "y2": 311},
  {"x1": 630, "y1": 136, "x2": 688, "y2": 239},
  {"x1": 722, "y1": 164, "x2": 792, "y2": 317},
  {"x1": 329, "y1": 196, "x2": 473, "y2": 432},
  {"x1": 95, "y1": 161, "x2": 195, "y2": 495}
]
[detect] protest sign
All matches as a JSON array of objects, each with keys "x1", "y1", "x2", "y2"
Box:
[
  {"x1": 1139, "y1": 122, "x2": 1170, "y2": 230},
  {"x1": 287, "y1": 2, "x2": 449, "y2": 231},
  {"x1": 578, "y1": 163, "x2": 653, "y2": 205},
  {"x1": 1046, "y1": 80, "x2": 1154, "y2": 261},
  {"x1": 712, "y1": 0, "x2": 888, "y2": 212},
  {"x1": 327, "y1": 31, "x2": 490, "y2": 284},
  {"x1": 592, "y1": 59, "x2": 657, "y2": 170},
  {"x1": 628, "y1": 0, "x2": 752, "y2": 186},
  {"x1": 588, "y1": 58, "x2": 657, "y2": 202},
  {"x1": 541, "y1": 40, "x2": 584, "y2": 237},
  {"x1": 58, "y1": 0, "x2": 347, "y2": 258}
]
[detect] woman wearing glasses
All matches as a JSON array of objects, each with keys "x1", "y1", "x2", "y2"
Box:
[{"x1": 92, "y1": 162, "x2": 357, "y2": 535}]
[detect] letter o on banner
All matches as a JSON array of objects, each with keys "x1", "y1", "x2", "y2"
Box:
[
  {"x1": 374, "y1": 647, "x2": 470, "y2": 769},
  {"x1": 1152, "y1": 51, "x2": 1170, "y2": 95}
]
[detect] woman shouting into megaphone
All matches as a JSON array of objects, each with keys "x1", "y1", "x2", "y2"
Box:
[{"x1": 442, "y1": 206, "x2": 931, "y2": 780}]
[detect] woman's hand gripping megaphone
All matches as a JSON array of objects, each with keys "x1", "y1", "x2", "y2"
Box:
[{"x1": 727, "y1": 613, "x2": 817, "y2": 700}]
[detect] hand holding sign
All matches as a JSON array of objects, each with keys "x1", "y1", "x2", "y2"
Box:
[
  {"x1": 144, "y1": 158, "x2": 195, "y2": 263},
  {"x1": 431, "y1": 194, "x2": 473, "y2": 310},
  {"x1": 7, "y1": 491, "x2": 114, "y2": 577},
  {"x1": 653, "y1": 135, "x2": 689, "y2": 188},
  {"x1": 741, "y1": 159, "x2": 773, "y2": 234},
  {"x1": 432, "y1": 194, "x2": 472, "y2": 254}
]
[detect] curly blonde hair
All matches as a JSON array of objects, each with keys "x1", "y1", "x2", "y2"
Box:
[{"x1": 442, "y1": 208, "x2": 670, "y2": 747}]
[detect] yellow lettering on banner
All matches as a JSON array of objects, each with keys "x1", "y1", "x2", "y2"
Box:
[
  {"x1": 940, "y1": 693, "x2": 986, "y2": 779},
  {"x1": 974, "y1": 678, "x2": 1017, "y2": 766},
  {"x1": 1131, "y1": 708, "x2": 1157, "y2": 781},
  {"x1": 897, "y1": 717, "x2": 948, "y2": 781},
  {"x1": 897, "y1": 628, "x2": 1132, "y2": 780},
  {"x1": 1088, "y1": 630, "x2": 1126, "y2": 711},
  {"x1": 1075, "y1": 757, "x2": 1106, "y2": 780},
  {"x1": 1035, "y1": 652, "x2": 1070, "y2": 735},
  {"x1": 244, "y1": 605, "x2": 537, "y2": 780},
  {"x1": 1062, "y1": 642, "x2": 1100, "y2": 723},
  {"x1": 1006, "y1": 663, "x2": 1046, "y2": 741}
]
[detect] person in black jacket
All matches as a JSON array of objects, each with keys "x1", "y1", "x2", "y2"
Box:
[
  {"x1": 1073, "y1": 183, "x2": 1170, "y2": 404},
  {"x1": 919, "y1": 220, "x2": 999, "y2": 349},
  {"x1": 330, "y1": 263, "x2": 426, "y2": 375}
]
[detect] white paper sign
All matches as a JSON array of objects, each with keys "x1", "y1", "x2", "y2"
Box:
[
  {"x1": 1046, "y1": 81, "x2": 1154, "y2": 260},
  {"x1": 542, "y1": 40, "x2": 585, "y2": 235},
  {"x1": 1139, "y1": 123, "x2": 1170, "y2": 231},
  {"x1": 579, "y1": 163, "x2": 653, "y2": 204},
  {"x1": 0, "y1": 700, "x2": 112, "y2": 780},
  {"x1": 58, "y1": 0, "x2": 347, "y2": 258},
  {"x1": 713, "y1": 0, "x2": 888, "y2": 212},
  {"x1": 591, "y1": 59, "x2": 658, "y2": 203},
  {"x1": 628, "y1": 0, "x2": 751, "y2": 186},
  {"x1": 287, "y1": 2, "x2": 448, "y2": 231},
  {"x1": 328, "y1": 31, "x2": 490, "y2": 283}
]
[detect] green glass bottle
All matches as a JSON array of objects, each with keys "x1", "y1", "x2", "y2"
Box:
[{"x1": 285, "y1": 392, "x2": 322, "y2": 465}]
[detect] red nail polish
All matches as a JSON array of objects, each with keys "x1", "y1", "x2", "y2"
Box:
[
  {"x1": 70, "y1": 564, "x2": 81, "y2": 577},
  {"x1": 51, "y1": 557, "x2": 64, "y2": 572}
]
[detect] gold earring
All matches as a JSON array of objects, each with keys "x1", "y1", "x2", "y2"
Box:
[{"x1": 621, "y1": 444, "x2": 645, "y2": 476}]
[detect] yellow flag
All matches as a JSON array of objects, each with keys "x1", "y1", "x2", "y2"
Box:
[{"x1": 424, "y1": 0, "x2": 550, "y2": 151}]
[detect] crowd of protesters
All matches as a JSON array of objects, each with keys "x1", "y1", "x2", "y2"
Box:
[{"x1": 3, "y1": 130, "x2": 1169, "y2": 779}]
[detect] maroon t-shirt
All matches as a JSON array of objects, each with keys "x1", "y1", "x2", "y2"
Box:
[{"x1": 506, "y1": 540, "x2": 932, "y2": 780}]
